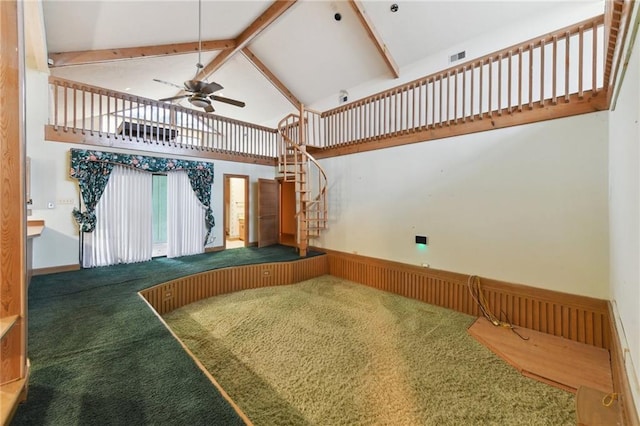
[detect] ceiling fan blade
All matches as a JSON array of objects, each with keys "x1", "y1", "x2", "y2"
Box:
[
  {"x1": 159, "y1": 94, "x2": 190, "y2": 102},
  {"x1": 184, "y1": 80, "x2": 223, "y2": 95},
  {"x1": 204, "y1": 104, "x2": 215, "y2": 113},
  {"x1": 153, "y1": 78, "x2": 184, "y2": 90},
  {"x1": 211, "y1": 95, "x2": 245, "y2": 108}
]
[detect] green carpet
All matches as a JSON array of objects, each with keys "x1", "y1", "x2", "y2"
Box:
[
  {"x1": 13, "y1": 245, "x2": 321, "y2": 426},
  {"x1": 164, "y1": 275, "x2": 576, "y2": 426}
]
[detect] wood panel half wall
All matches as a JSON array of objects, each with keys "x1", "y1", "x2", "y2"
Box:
[
  {"x1": 140, "y1": 254, "x2": 328, "y2": 315},
  {"x1": 319, "y1": 248, "x2": 611, "y2": 350}
]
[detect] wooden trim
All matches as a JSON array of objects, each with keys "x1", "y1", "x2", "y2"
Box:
[
  {"x1": 45, "y1": 126, "x2": 278, "y2": 166},
  {"x1": 604, "y1": 1, "x2": 627, "y2": 97},
  {"x1": 347, "y1": 0, "x2": 400, "y2": 78},
  {"x1": 32, "y1": 264, "x2": 81, "y2": 276},
  {"x1": 196, "y1": 0, "x2": 298, "y2": 82},
  {"x1": 48, "y1": 39, "x2": 236, "y2": 67},
  {"x1": 608, "y1": 302, "x2": 640, "y2": 426},
  {"x1": 241, "y1": 47, "x2": 301, "y2": 109},
  {"x1": 223, "y1": 174, "x2": 250, "y2": 248},
  {"x1": 608, "y1": 0, "x2": 637, "y2": 109},
  {"x1": 139, "y1": 254, "x2": 328, "y2": 315},
  {"x1": 314, "y1": 247, "x2": 611, "y2": 349},
  {"x1": 311, "y1": 90, "x2": 608, "y2": 159}
]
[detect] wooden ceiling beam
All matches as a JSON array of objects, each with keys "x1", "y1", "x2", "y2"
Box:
[
  {"x1": 348, "y1": 0, "x2": 399, "y2": 78},
  {"x1": 242, "y1": 47, "x2": 301, "y2": 109},
  {"x1": 48, "y1": 39, "x2": 236, "y2": 67},
  {"x1": 195, "y1": 0, "x2": 297, "y2": 81}
]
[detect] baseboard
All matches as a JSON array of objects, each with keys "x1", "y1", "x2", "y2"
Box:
[
  {"x1": 608, "y1": 301, "x2": 640, "y2": 426},
  {"x1": 32, "y1": 264, "x2": 80, "y2": 276},
  {"x1": 313, "y1": 247, "x2": 611, "y2": 350},
  {"x1": 205, "y1": 245, "x2": 225, "y2": 253}
]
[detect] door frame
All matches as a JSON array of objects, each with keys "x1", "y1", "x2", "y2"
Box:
[{"x1": 223, "y1": 174, "x2": 249, "y2": 248}]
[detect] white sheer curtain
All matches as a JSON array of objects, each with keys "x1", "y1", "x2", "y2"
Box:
[
  {"x1": 167, "y1": 170, "x2": 207, "y2": 258},
  {"x1": 83, "y1": 165, "x2": 153, "y2": 267}
]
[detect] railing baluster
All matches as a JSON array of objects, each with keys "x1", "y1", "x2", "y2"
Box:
[
  {"x1": 518, "y1": 47, "x2": 523, "y2": 112},
  {"x1": 106, "y1": 92, "x2": 111, "y2": 137},
  {"x1": 479, "y1": 60, "x2": 483, "y2": 119},
  {"x1": 462, "y1": 67, "x2": 467, "y2": 121},
  {"x1": 498, "y1": 54, "x2": 502, "y2": 115},
  {"x1": 528, "y1": 44, "x2": 533, "y2": 109},
  {"x1": 446, "y1": 72, "x2": 451, "y2": 125},
  {"x1": 73, "y1": 85, "x2": 77, "y2": 133},
  {"x1": 579, "y1": 26, "x2": 584, "y2": 98},
  {"x1": 470, "y1": 65, "x2": 474, "y2": 121},
  {"x1": 431, "y1": 78, "x2": 435, "y2": 128},
  {"x1": 565, "y1": 31, "x2": 570, "y2": 102},
  {"x1": 437, "y1": 75, "x2": 442, "y2": 126},
  {"x1": 507, "y1": 51, "x2": 512, "y2": 114},
  {"x1": 540, "y1": 38, "x2": 545, "y2": 107},
  {"x1": 488, "y1": 57, "x2": 492, "y2": 117},
  {"x1": 98, "y1": 90, "x2": 102, "y2": 136},
  {"x1": 592, "y1": 21, "x2": 598, "y2": 95},
  {"x1": 63, "y1": 83, "x2": 68, "y2": 131},
  {"x1": 53, "y1": 81, "x2": 59, "y2": 129},
  {"x1": 552, "y1": 35, "x2": 558, "y2": 105}
]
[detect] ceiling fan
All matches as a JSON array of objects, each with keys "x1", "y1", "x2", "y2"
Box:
[{"x1": 154, "y1": 0, "x2": 245, "y2": 113}]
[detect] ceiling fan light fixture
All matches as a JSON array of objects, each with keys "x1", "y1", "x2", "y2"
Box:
[{"x1": 190, "y1": 95, "x2": 210, "y2": 108}]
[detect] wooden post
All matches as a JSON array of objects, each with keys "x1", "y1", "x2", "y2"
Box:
[{"x1": 0, "y1": 0, "x2": 29, "y2": 423}]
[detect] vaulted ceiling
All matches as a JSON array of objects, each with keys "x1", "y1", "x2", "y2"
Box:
[{"x1": 41, "y1": 0, "x2": 604, "y2": 127}]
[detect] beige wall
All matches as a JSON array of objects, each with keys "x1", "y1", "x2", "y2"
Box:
[{"x1": 317, "y1": 112, "x2": 609, "y2": 299}]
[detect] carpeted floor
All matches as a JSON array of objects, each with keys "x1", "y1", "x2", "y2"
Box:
[
  {"x1": 13, "y1": 245, "x2": 320, "y2": 426},
  {"x1": 164, "y1": 275, "x2": 576, "y2": 426}
]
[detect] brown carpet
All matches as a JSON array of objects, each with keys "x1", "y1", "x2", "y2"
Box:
[{"x1": 163, "y1": 275, "x2": 576, "y2": 425}]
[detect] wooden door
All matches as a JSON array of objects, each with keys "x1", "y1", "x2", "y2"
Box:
[{"x1": 258, "y1": 178, "x2": 279, "y2": 247}]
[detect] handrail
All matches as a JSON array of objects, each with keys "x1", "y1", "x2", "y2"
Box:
[
  {"x1": 48, "y1": 75, "x2": 279, "y2": 159},
  {"x1": 320, "y1": 14, "x2": 605, "y2": 148}
]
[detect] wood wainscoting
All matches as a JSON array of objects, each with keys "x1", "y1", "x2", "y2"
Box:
[
  {"x1": 319, "y1": 248, "x2": 611, "y2": 350},
  {"x1": 140, "y1": 254, "x2": 328, "y2": 315}
]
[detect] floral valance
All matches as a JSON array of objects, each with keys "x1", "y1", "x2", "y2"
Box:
[{"x1": 70, "y1": 149, "x2": 215, "y2": 243}]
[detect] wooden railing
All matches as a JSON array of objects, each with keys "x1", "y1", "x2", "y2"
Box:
[
  {"x1": 47, "y1": 76, "x2": 279, "y2": 164},
  {"x1": 319, "y1": 15, "x2": 606, "y2": 149},
  {"x1": 47, "y1": 15, "x2": 610, "y2": 160}
]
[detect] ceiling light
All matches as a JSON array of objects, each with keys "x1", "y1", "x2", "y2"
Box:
[{"x1": 124, "y1": 87, "x2": 131, "y2": 91}]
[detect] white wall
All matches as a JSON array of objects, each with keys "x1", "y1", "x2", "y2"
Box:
[
  {"x1": 316, "y1": 112, "x2": 609, "y2": 299},
  {"x1": 26, "y1": 67, "x2": 274, "y2": 269},
  {"x1": 608, "y1": 3, "x2": 640, "y2": 412}
]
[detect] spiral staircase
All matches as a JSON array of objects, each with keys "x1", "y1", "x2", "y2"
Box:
[{"x1": 277, "y1": 108, "x2": 327, "y2": 256}]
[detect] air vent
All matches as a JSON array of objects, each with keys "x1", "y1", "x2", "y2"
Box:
[{"x1": 449, "y1": 51, "x2": 466, "y2": 63}]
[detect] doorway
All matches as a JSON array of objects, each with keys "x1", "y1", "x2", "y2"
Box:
[
  {"x1": 224, "y1": 174, "x2": 249, "y2": 249},
  {"x1": 280, "y1": 180, "x2": 296, "y2": 247}
]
